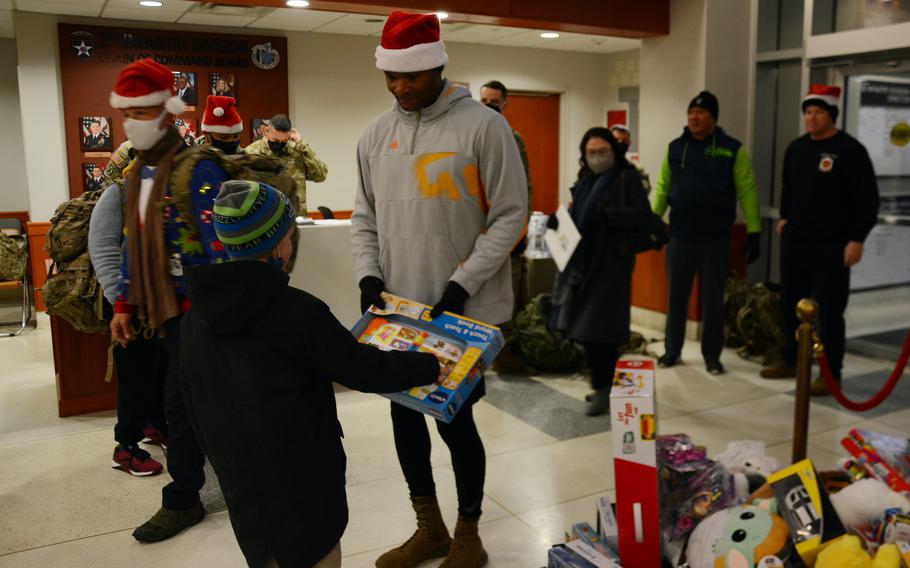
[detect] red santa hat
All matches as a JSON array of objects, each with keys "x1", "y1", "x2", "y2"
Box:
[
  {"x1": 802, "y1": 84, "x2": 841, "y2": 119},
  {"x1": 110, "y1": 58, "x2": 185, "y2": 115},
  {"x1": 375, "y1": 11, "x2": 448, "y2": 72},
  {"x1": 201, "y1": 95, "x2": 243, "y2": 134}
]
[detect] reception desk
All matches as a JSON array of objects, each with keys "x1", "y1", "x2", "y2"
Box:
[{"x1": 289, "y1": 220, "x2": 361, "y2": 329}]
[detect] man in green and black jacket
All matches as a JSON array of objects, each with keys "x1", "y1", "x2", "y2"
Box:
[{"x1": 653, "y1": 91, "x2": 762, "y2": 375}]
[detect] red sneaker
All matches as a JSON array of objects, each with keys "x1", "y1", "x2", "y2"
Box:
[
  {"x1": 142, "y1": 427, "x2": 169, "y2": 451},
  {"x1": 111, "y1": 444, "x2": 164, "y2": 477}
]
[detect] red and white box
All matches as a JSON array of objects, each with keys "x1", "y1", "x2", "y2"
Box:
[{"x1": 610, "y1": 359, "x2": 659, "y2": 567}]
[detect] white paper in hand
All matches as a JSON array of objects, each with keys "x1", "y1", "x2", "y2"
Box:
[{"x1": 544, "y1": 204, "x2": 582, "y2": 272}]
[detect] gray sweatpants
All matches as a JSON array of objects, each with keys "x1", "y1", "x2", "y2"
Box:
[{"x1": 663, "y1": 238, "x2": 730, "y2": 363}]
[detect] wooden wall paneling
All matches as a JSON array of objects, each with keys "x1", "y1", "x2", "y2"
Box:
[
  {"x1": 26, "y1": 222, "x2": 50, "y2": 312},
  {"x1": 50, "y1": 315, "x2": 118, "y2": 417},
  {"x1": 58, "y1": 24, "x2": 289, "y2": 200}
]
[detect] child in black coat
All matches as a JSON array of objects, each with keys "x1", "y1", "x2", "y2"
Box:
[{"x1": 180, "y1": 180, "x2": 439, "y2": 568}]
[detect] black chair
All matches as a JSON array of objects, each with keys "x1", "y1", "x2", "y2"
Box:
[{"x1": 317, "y1": 206, "x2": 335, "y2": 220}]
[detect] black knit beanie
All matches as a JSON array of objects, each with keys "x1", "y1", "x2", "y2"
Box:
[{"x1": 688, "y1": 90, "x2": 719, "y2": 121}]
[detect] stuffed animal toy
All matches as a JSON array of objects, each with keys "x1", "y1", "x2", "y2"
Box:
[
  {"x1": 814, "y1": 535, "x2": 900, "y2": 568},
  {"x1": 716, "y1": 440, "x2": 782, "y2": 478},
  {"x1": 685, "y1": 504, "x2": 804, "y2": 567},
  {"x1": 829, "y1": 479, "x2": 910, "y2": 532}
]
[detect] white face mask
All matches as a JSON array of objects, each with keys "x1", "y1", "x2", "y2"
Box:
[
  {"x1": 123, "y1": 109, "x2": 168, "y2": 150},
  {"x1": 586, "y1": 151, "x2": 615, "y2": 174}
]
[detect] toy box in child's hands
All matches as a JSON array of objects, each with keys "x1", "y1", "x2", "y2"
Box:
[
  {"x1": 610, "y1": 359, "x2": 659, "y2": 568},
  {"x1": 767, "y1": 458, "x2": 846, "y2": 565},
  {"x1": 351, "y1": 293, "x2": 504, "y2": 423},
  {"x1": 840, "y1": 429, "x2": 910, "y2": 495}
]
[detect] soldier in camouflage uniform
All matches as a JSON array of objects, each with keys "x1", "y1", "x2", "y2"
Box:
[
  {"x1": 244, "y1": 114, "x2": 328, "y2": 216},
  {"x1": 480, "y1": 80, "x2": 533, "y2": 372}
]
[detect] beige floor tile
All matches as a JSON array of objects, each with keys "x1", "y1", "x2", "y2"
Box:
[
  {"x1": 763, "y1": 440, "x2": 843, "y2": 471},
  {"x1": 658, "y1": 394, "x2": 862, "y2": 455},
  {"x1": 655, "y1": 364, "x2": 781, "y2": 416},
  {"x1": 0, "y1": 429, "x2": 170, "y2": 555},
  {"x1": 484, "y1": 432, "x2": 614, "y2": 515},
  {"x1": 871, "y1": 406, "x2": 910, "y2": 433},
  {"x1": 518, "y1": 490, "x2": 615, "y2": 545},
  {"x1": 0, "y1": 511, "x2": 245, "y2": 568},
  {"x1": 342, "y1": 465, "x2": 509, "y2": 556}
]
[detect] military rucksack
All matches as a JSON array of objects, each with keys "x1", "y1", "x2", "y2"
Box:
[
  {"x1": 513, "y1": 293, "x2": 586, "y2": 372},
  {"x1": 0, "y1": 232, "x2": 26, "y2": 281},
  {"x1": 724, "y1": 276, "x2": 784, "y2": 364},
  {"x1": 43, "y1": 189, "x2": 108, "y2": 333},
  {"x1": 169, "y1": 147, "x2": 300, "y2": 271}
]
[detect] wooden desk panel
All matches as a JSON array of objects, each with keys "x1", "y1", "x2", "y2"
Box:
[
  {"x1": 26, "y1": 222, "x2": 51, "y2": 312},
  {"x1": 50, "y1": 315, "x2": 117, "y2": 417}
]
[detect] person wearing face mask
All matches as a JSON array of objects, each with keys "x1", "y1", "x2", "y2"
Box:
[
  {"x1": 547, "y1": 127, "x2": 652, "y2": 416},
  {"x1": 610, "y1": 124, "x2": 651, "y2": 194},
  {"x1": 244, "y1": 113, "x2": 327, "y2": 216},
  {"x1": 479, "y1": 80, "x2": 533, "y2": 372},
  {"x1": 107, "y1": 58, "x2": 235, "y2": 543},
  {"x1": 652, "y1": 91, "x2": 762, "y2": 375},
  {"x1": 198, "y1": 95, "x2": 243, "y2": 155}
]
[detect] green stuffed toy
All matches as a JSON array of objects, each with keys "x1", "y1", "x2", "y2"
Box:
[{"x1": 685, "y1": 503, "x2": 804, "y2": 567}]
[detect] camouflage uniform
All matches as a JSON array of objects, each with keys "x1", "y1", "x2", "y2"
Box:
[
  {"x1": 101, "y1": 140, "x2": 135, "y2": 187},
  {"x1": 244, "y1": 138, "x2": 328, "y2": 215}
]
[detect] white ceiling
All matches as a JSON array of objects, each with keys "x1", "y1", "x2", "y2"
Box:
[{"x1": 2, "y1": 0, "x2": 641, "y2": 54}]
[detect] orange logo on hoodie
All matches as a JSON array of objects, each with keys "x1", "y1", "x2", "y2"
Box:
[{"x1": 390, "y1": 140, "x2": 399, "y2": 150}]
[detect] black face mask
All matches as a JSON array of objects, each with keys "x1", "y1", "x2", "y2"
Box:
[
  {"x1": 485, "y1": 103, "x2": 502, "y2": 114},
  {"x1": 211, "y1": 138, "x2": 240, "y2": 155},
  {"x1": 616, "y1": 142, "x2": 629, "y2": 155},
  {"x1": 268, "y1": 140, "x2": 287, "y2": 154}
]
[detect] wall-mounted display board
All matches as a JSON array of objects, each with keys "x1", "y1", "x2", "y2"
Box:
[{"x1": 58, "y1": 23, "x2": 288, "y2": 199}]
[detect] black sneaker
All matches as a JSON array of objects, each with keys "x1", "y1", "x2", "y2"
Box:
[
  {"x1": 585, "y1": 388, "x2": 611, "y2": 416},
  {"x1": 132, "y1": 502, "x2": 205, "y2": 543},
  {"x1": 706, "y1": 361, "x2": 725, "y2": 375},
  {"x1": 657, "y1": 353, "x2": 679, "y2": 368}
]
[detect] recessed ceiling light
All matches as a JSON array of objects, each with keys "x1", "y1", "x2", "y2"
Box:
[
  {"x1": 139, "y1": 0, "x2": 163, "y2": 6},
  {"x1": 286, "y1": 0, "x2": 310, "y2": 7},
  {"x1": 540, "y1": 32, "x2": 560, "y2": 39},
  {"x1": 435, "y1": 12, "x2": 449, "y2": 20}
]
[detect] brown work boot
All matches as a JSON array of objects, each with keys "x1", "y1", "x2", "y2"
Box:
[
  {"x1": 439, "y1": 516, "x2": 488, "y2": 568},
  {"x1": 810, "y1": 376, "x2": 832, "y2": 396},
  {"x1": 375, "y1": 496, "x2": 451, "y2": 568},
  {"x1": 760, "y1": 364, "x2": 796, "y2": 379}
]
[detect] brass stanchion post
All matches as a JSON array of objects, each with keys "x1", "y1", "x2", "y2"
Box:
[{"x1": 792, "y1": 299, "x2": 817, "y2": 464}]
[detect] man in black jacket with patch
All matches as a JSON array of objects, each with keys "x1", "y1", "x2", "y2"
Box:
[
  {"x1": 760, "y1": 84, "x2": 879, "y2": 395},
  {"x1": 181, "y1": 180, "x2": 439, "y2": 568},
  {"x1": 652, "y1": 91, "x2": 762, "y2": 375}
]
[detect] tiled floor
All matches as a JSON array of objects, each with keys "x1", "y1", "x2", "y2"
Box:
[{"x1": 0, "y1": 313, "x2": 906, "y2": 567}]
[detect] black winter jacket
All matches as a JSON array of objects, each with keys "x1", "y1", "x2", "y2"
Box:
[{"x1": 180, "y1": 260, "x2": 438, "y2": 568}]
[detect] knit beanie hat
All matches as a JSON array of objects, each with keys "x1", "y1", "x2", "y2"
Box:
[
  {"x1": 375, "y1": 11, "x2": 448, "y2": 72},
  {"x1": 202, "y1": 95, "x2": 243, "y2": 134},
  {"x1": 802, "y1": 84, "x2": 841, "y2": 122},
  {"x1": 110, "y1": 58, "x2": 185, "y2": 115},
  {"x1": 213, "y1": 180, "x2": 295, "y2": 260},
  {"x1": 688, "y1": 90, "x2": 719, "y2": 121}
]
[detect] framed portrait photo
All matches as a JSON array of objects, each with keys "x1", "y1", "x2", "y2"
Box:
[
  {"x1": 79, "y1": 116, "x2": 112, "y2": 152},
  {"x1": 173, "y1": 71, "x2": 198, "y2": 106},
  {"x1": 251, "y1": 118, "x2": 270, "y2": 141},
  {"x1": 83, "y1": 162, "x2": 106, "y2": 191},
  {"x1": 210, "y1": 72, "x2": 238, "y2": 104},
  {"x1": 175, "y1": 117, "x2": 198, "y2": 146}
]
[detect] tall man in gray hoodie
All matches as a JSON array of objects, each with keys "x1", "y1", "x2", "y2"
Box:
[{"x1": 351, "y1": 11, "x2": 527, "y2": 568}]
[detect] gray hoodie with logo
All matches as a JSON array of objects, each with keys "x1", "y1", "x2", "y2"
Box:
[{"x1": 351, "y1": 81, "x2": 528, "y2": 325}]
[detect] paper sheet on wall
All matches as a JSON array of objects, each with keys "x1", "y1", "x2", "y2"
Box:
[{"x1": 544, "y1": 205, "x2": 581, "y2": 272}]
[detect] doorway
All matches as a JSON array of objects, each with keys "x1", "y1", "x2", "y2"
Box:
[{"x1": 502, "y1": 92, "x2": 561, "y2": 214}]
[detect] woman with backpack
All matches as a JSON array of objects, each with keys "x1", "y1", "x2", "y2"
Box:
[{"x1": 548, "y1": 127, "x2": 653, "y2": 416}]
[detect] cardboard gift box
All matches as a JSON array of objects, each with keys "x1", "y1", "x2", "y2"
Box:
[
  {"x1": 767, "y1": 458, "x2": 846, "y2": 565},
  {"x1": 610, "y1": 359, "x2": 660, "y2": 568},
  {"x1": 351, "y1": 293, "x2": 504, "y2": 423}
]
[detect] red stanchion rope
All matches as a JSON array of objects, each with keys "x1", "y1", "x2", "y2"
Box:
[{"x1": 816, "y1": 329, "x2": 910, "y2": 412}]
